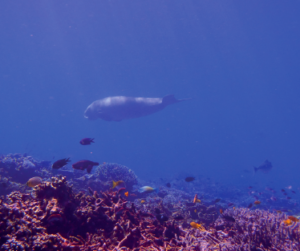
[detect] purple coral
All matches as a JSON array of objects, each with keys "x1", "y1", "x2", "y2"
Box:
[{"x1": 95, "y1": 163, "x2": 138, "y2": 190}]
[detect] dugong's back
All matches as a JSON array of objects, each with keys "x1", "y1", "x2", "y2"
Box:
[{"x1": 84, "y1": 95, "x2": 187, "y2": 121}]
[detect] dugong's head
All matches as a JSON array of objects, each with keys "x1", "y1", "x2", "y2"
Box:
[{"x1": 84, "y1": 103, "x2": 99, "y2": 120}]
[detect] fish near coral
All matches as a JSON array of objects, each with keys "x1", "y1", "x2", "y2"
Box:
[
  {"x1": 72, "y1": 160, "x2": 99, "y2": 173},
  {"x1": 221, "y1": 215, "x2": 235, "y2": 222},
  {"x1": 52, "y1": 158, "x2": 70, "y2": 169},
  {"x1": 254, "y1": 160, "x2": 272, "y2": 173},
  {"x1": 185, "y1": 177, "x2": 195, "y2": 182},
  {"x1": 124, "y1": 191, "x2": 129, "y2": 197},
  {"x1": 190, "y1": 222, "x2": 205, "y2": 231},
  {"x1": 193, "y1": 194, "x2": 201, "y2": 203},
  {"x1": 283, "y1": 219, "x2": 292, "y2": 226},
  {"x1": 26, "y1": 177, "x2": 42, "y2": 188},
  {"x1": 288, "y1": 216, "x2": 300, "y2": 222},
  {"x1": 138, "y1": 186, "x2": 158, "y2": 193},
  {"x1": 112, "y1": 180, "x2": 124, "y2": 189},
  {"x1": 254, "y1": 200, "x2": 261, "y2": 205},
  {"x1": 80, "y1": 138, "x2": 95, "y2": 145},
  {"x1": 141, "y1": 200, "x2": 146, "y2": 204},
  {"x1": 84, "y1": 95, "x2": 190, "y2": 121}
]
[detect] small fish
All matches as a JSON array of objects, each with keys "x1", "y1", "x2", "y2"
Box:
[
  {"x1": 112, "y1": 180, "x2": 124, "y2": 189},
  {"x1": 222, "y1": 215, "x2": 235, "y2": 222},
  {"x1": 154, "y1": 208, "x2": 161, "y2": 214},
  {"x1": 292, "y1": 191, "x2": 296, "y2": 194},
  {"x1": 52, "y1": 158, "x2": 70, "y2": 169},
  {"x1": 72, "y1": 160, "x2": 99, "y2": 173},
  {"x1": 138, "y1": 186, "x2": 158, "y2": 193},
  {"x1": 141, "y1": 200, "x2": 146, "y2": 204},
  {"x1": 248, "y1": 203, "x2": 253, "y2": 208},
  {"x1": 228, "y1": 203, "x2": 234, "y2": 206},
  {"x1": 194, "y1": 209, "x2": 197, "y2": 213},
  {"x1": 124, "y1": 191, "x2": 129, "y2": 197},
  {"x1": 214, "y1": 198, "x2": 221, "y2": 203},
  {"x1": 80, "y1": 138, "x2": 95, "y2": 145},
  {"x1": 283, "y1": 219, "x2": 292, "y2": 226},
  {"x1": 185, "y1": 177, "x2": 195, "y2": 182},
  {"x1": 173, "y1": 215, "x2": 184, "y2": 220},
  {"x1": 156, "y1": 214, "x2": 168, "y2": 223},
  {"x1": 254, "y1": 200, "x2": 261, "y2": 205},
  {"x1": 166, "y1": 183, "x2": 171, "y2": 188},
  {"x1": 190, "y1": 222, "x2": 204, "y2": 230},
  {"x1": 281, "y1": 189, "x2": 285, "y2": 192},
  {"x1": 286, "y1": 186, "x2": 292, "y2": 190},
  {"x1": 193, "y1": 194, "x2": 201, "y2": 203},
  {"x1": 220, "y1": 209, "x2": 223, "y2": 214},
  {"x1": 26, "y1": 177, "x2": 42, "y2": 188},
  {"x1": 288, "y1": 216, "x2": 299, "y2": 222},
  {"x1": 287, "y1": 197, "x2": 291, "y2": 200},
  {"x1": 130, "y1": 193, "x2": 137, "y2": 197},
  {"x1": 248, "y1": 186, "x2": 253, "y2": 189},
  {"x1": 254, "y1": 160, "x2": 272, "y2": 173}
]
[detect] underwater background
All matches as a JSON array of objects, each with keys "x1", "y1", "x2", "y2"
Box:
[{"x1": 1, "y1": 1, "x2": 300, "y2": 200}]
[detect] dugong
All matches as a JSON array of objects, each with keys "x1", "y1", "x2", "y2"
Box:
[{"x1": 84, "y1": 94, "x2": 189, "y2": 121}]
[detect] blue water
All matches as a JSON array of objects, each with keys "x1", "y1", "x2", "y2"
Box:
[{"x1": 1, "y1": 1, "x2": 300, "y2": 193}]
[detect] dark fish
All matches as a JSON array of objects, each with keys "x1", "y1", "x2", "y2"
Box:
[
  {"x1": 228, "y1": 203, "x2": 234, "y2": 206},
  {"x1": 287, "y1": 197, "x2": 291, "y2": 200},
  {"x1": 154, "y1": 208, "x2": 161, "y2": 215},
  {"x1": 214, "y1": 198, "x2": 221, "y2": 203},
  {"x1": 281, "y1": 189, "x2": 285, "y2": 192},
  {"x1": 80, "y1": 138, "x2": 95, "y2": 145},
  {"x1": 52, "y1": 158, "x2": 71, "y2": 169},
  {"x1": 222, "y1": 215, "x2": 235, "y2": 222},
  {"x1": 248, "y1": 203, "x2": 253, "y2": 208},
  {"x1": 72, "y1": 160, "x2": 99, "y2": 173},
  {"x1": 166, "y1": 183, "x2": 171, "y2": 188},
  {"x1": 254, "y1": 160, "x2": 272, "y2": 173},
  {"x1": 156, "y1": 214, "x2": 168, "y2": 223},
  {"x1": 248, "y1": 186, "x2": 253, "y2": 189},
  {"x1": 173, "y1": 215, "x2": 184, "y2": 220},
  {"x1": 185, "y1": 177, "x2": 195, "y2": 182}
]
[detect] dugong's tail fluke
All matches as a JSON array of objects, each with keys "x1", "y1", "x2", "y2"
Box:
[{"x1": 162, "y1": 94, "x2": 191, "y2": 106}]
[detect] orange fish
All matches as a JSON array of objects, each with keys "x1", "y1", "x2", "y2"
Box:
[
  {"x1": 190, "y1": 222, "x2": 205, "y2": 231},
  {"x1": 254, "y1": 200, "x2": 261, "y2": 205},
  {"x1": 283, "y1": 219, "x2": 292, "y2": 226},
  {"x1": 141, "y1": 200, "x2": 146, "y2": 204},
  {"x1": 220, "y1": 209, "x2": 223, "y2": 214},
  {"x1": 130, "y1": 193, "x2": 137, "y2": 197},
  {"x1": 288, "y1": 216, "x2": 299, "y2": 222},
  {"x1": 124, "y1": 191, "x2": 129, "y2": 197}
]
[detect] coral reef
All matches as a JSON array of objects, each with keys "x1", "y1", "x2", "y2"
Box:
[
  {"x1": 1, "y1": 176, "x2": 299, "y2": 250},
  {"x1": 0, "y1": 153, "x2": 51, "y2": 184}
]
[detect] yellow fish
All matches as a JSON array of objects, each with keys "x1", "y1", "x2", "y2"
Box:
[
  {"x1": 190, "y1": 222, "x2": 205, "y2": 231},
  {"x1": 194, "y1": 209, "x2": 197, "y2": 213},
  {"x1": 26, "y1": 177, "x2": 42, "y2": 188},
  {"x1": 112, "y1": 180, "x2": 124, "y2": 189}
]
